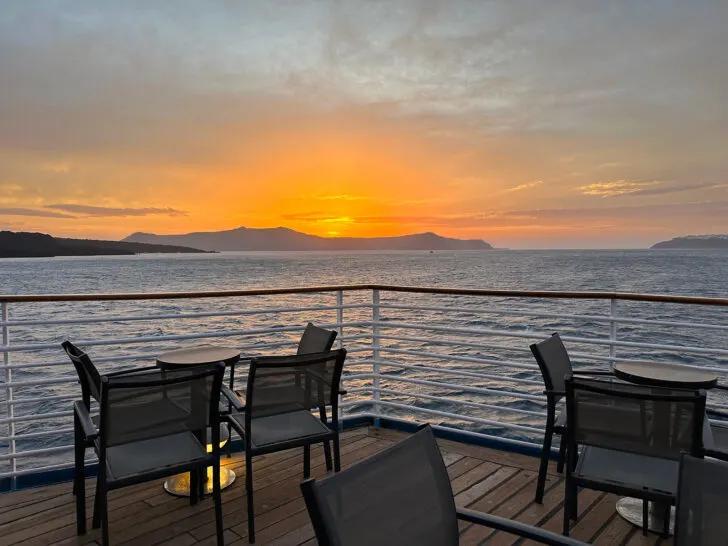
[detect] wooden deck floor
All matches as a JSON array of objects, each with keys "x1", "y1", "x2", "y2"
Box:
[{"x1": 0, "y1": 427, "x2": 673, "y2": 545}]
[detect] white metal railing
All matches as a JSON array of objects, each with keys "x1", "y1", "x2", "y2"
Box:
[{"x1": 1, "y1": 285, "x2": 728, "y2": 489}]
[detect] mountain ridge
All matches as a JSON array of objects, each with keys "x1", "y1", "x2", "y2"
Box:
[
  {"x1": 651, "y1": 235, "x2": 728, "y2": 249},
  {"x1": 123, "y1": 226, "x2": 492, "y2": 251},
  {"x1": 0, "y1": 231, "x2": 210, "y2": 258}
]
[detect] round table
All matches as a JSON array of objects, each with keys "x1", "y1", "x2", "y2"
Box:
[
  {"x1": 613, "y1": 360, "x2": 718, "y2": 390},
  {"x1": 157, "y1": 345, "x2": 241, "y2": 369},
  {"x1": 612, "y1": 360, "x2": 718, "y2": 535},
  {"x1": 156, "y1": 345, "x2": 241, "y2": 497}
]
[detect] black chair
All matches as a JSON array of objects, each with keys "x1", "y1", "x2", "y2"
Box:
[
  {"x1": 529, "y1": 333, "x2": 613, "y2": 503},
  {"x1": 73, "y1": 363, "x2": 226, "y2": 545},
  {"x1": 62, "y1": 340, "x2": 140, "y2": 498},
  {"x1": 702, "y1": 384, "x2": 728, "y2": 458},
  {"x1": 225, "y1": 322, "x2": 337, "y2": 458},
  {"x1": 223, "y1": 349, "x2": 346, "y2": 543},
  {"x1": 675, "y1": 453, "x2": 728, "y2": 545},
  {"x1": 563, "y1": 376, "x2": 706, "y2": 537},
  {"x1": 301, "y1": 425, "x2": 587, "y2": 546}
]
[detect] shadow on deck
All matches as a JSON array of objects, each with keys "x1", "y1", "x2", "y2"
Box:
[{"x1": 0, "y1": 426, "x2": 672, "y2": 545}]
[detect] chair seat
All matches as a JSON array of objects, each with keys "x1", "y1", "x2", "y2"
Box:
[
  {"x1": 105, "y1": 431, "x2": 208, "y2": 482},
  {"x1": 228, "y1": 409, "x2": 332, "y2": 449},
  {"x1": 574, "y1": 446, "x2": 678, "y2": 496}
]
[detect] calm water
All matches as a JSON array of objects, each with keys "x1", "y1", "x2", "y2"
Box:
[
  {"x1": 2, "y1": 248, "x2": 727, "y2": 295},
  {"x1": 2, "y1": 249, "x2": 727, "y2": 474}
]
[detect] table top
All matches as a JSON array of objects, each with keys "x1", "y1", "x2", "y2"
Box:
[
  {"x1": 156, "y1": 345, "x2": 240, "y2": 368},
  {"x1": 613, "y1": 360, "x2": 718, "y2": 390}
]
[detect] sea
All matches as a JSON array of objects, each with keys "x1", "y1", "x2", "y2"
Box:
[{"x1": 1, "y1": 249, "x2": 727, "y2": 474}]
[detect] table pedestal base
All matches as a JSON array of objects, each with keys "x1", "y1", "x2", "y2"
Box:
[
  {"x1": 164, "y1": 467, "x2": 236, "y2": 497},
  {"x1": 616, "y1": 498, "x2": 674, "y2": 536}
]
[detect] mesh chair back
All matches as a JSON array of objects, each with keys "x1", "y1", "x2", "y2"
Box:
[
  {"x1": 246, "y1": 349, "x2": 346, "y2": 419},
  {"x1": 297, "y1": 323, "x2": 337, "y2": 355},
  {"x1": 675, "y1": 454, "x2": 728, "y2": 545},
  {"x1": 565, "y1": 377, "x2": 705, "y2": 459},
  {"x1": 530, "y1": 333, "x2": 573, "y2": 399},
  {"x1": 100, "y1": 363, "x2": 224, "y2": 448},
  {"x1": 62, "y1": 340, "x2": 102, "y2": 407},
  {"x1": 302, "y1": 425, "x2": 458, "y2": 546}
]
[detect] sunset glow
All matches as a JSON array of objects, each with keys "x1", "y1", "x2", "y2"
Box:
[{"x1": 1, "y1": 1, "x2": 727, "y2": 248}]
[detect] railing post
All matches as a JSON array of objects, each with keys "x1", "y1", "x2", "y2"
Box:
[
  {"x1": 371, "y1": 289, "x2": 381, "y2": 427},
  {"x1": 336, "y1": 290, "x2": 344, "y2": 429},
  {"x1": 609, "y1": 298, "x2": 618, "y2": 370},
  {"x1": 1, "y1": 301, "x2": 16, "y2": 488}
]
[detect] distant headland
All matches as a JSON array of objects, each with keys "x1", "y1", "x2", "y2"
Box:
[
  {"x1": 651, "y1": 235, "x2": 728, "y2": 249},
  {"x1": 0, "y1": 231, "x2": 209, "y2": 258},
  {"x1": 123, "y1": 226, "x2": 493, "y2": 251}
]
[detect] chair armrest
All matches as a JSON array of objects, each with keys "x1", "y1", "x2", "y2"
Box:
[
  {"x1": 105, "y1": 364, "x2": 160, "y2": 377},
  {"x1": 230, "y1": 356, "x2": 253, "y2": 369},
  {"x1": 707, "y1": 407, "x2": 728, "y2": 419},
  {"x1": 704, "y1": 449, "x2": 728, "y2": 462},
  {"x1": 303, "y1": 370, "x2": 348, "y2": 396},
  {"x1": 544, "y1": 390, "x2": 565, "y2": 397},
  {"x1": 73, "y1": 401, "x2": 98, "y2": 440},
  {"x1": 220, "y1": 385, "x2": 245, "y2": 412},
  {"x1": 572, "y1": 370, "x2": 613, "y2": 376},
  {"x1": 456, "y1": 508, "x2": 587, "y2": 545}
]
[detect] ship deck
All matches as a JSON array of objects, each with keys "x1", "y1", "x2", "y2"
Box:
[{"x1": 0, "y1": 426, "x2": 672, "y2": 546}]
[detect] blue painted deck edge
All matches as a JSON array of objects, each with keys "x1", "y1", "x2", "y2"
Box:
[
  {"x1": 376, "y1": 417, "x2": 545, "y2": 460},
  {"x1": 0, "y1": 414, "x2": 541, "y2": 493}
]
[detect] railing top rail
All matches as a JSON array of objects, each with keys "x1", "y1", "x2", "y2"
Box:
[
  {"x1": 0, "y1": 284, "x2": 373, "y2": 303},
  {"x1": 1, "y1": 284, "x2": 727, "y2": 306}
]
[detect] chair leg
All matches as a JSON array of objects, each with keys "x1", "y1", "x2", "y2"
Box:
[
  {"x1": 563, "y1": 482, "x2": 571, "y2": 536},
  {"x1": 92, "y1": 477, "x2": 102, "y2": 529},
  {"x1": 303, "y1": 445, "x2": 311, "y2": 479},
  {"x1": 333, "y1": 434, "x2": 341, "y2": 472},
  {"x1": 535, "y1": 424, "x2": 553, "y2": 504},
  {"x1": 567, "y1": 447, "x2": 578, "y2": 521},
  {"x1": 213, "y1": 462, "x2": 224, "y2": 546},
  {"x1": 190, "y1": 470, "x2": 199, "y2": 506},
  {"x1": 74, "y1": 417, "x2": 86, "y2": 535},
  {"x1": 556, "y1": 437, "x2": 566, "y2": 474},
  {"x1": 642, "y1": 500, "x2": 648, "y2": 536},
  {"x1": 323, "y1": 439, "x2": 333, "y2": 471},
  {"x1": 99, "y1": 476, "x2": 109, "y2": 546},
  {"x1": 227, "y1": 421, "x2": 233, "y2": 458},
  {"x1": 246, "y1": 452, "x2": 255, "y2": 544}
]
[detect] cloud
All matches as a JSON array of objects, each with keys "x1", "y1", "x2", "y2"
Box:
[
  {"x1": 579, "y1": 180, "x2": 661, "y2": 197},
  {"x1": 1, "y1": 2, "x2": 727, "y2": 246},
  {"x1": 0, "y1": 207, "x2": 75, "y2": 219},
  {"x1": 45, "y1": 204, "x2": 188, "y2": 217},
  {"x1": 503, "y1": 180, "x2": 543, "y2": 193},
  {"x1": 313, "y1": 194, "x2": 366, "y2": 201},
  {"x1": 579, "y1": 180, "x2": 728, "y2": 198},
  {"x1": 283, "y1": 201, "x2": 728, "y2": 230},
  {"x1": 40, "y1": 162, "x2": 71, "y2": 174}
]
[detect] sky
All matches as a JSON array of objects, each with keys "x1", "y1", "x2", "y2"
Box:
[{"x1": 1, "y1": 1, "x2": 727, "y2": 249}]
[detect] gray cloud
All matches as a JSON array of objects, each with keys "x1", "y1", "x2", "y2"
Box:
[
  {"x1": 1, "y1": 1, "x2": 726, "y2": 158},
  {"x1": 579, "y1": 180, "x2": 727, "y2": 198},
  {"x1": 45, "y1": 204, "x2": 187, "y2": 217},
  {"x1": 0, "y1": 207, "x2": 75, "y2": 218}
]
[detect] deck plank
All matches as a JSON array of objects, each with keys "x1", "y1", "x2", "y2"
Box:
[{"x1": 0, "y1": 426, "x2": 646, "y2": 545}]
